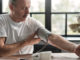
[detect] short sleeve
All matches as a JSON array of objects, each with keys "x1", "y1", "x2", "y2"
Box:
[
  {"x1": 30, "y1": 17, "x2": 52, "y2": 42},
  {"x1": 37, "y1": 27, "x2": 52, "y2": 42},
  {"x1": 0, "y1": 20, "x2": 7, "y2": 37}
]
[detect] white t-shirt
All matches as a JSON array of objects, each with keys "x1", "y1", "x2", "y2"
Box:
[{"x1": 0, "y1": 14, "x2": 51, "y2": 55}]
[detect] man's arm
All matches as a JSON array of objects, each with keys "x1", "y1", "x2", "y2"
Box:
[
  {"x1": 0, "y1": 37, "x2": 24, "y2": 57},
  {"x1": 48, "y1": 34, "x2": 78, "y2": 52},
  {"x1": 0, "y1": 34, "x2": 40, "y2": 57}
]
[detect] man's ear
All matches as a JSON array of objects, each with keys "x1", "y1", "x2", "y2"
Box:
[{"x1": 9, "y1": 4, "x2": 14, "y2": 11}]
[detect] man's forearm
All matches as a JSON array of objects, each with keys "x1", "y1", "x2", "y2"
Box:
[
  {"x1": 48, "y1": 34, "x2": 78, "y2": 52},
  {"x1": 0, "y1": 38, "x2": 40, "y2": 57},
  {"x1": 0, "y1": 40, "x2": 28, "y2": 57}
]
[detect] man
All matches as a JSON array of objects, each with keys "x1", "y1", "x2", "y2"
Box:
[{"x1": 0, "y1": 0, "x2": 80, "y2": 57}]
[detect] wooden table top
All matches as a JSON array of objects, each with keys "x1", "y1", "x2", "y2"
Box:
[{"x1": 0, "y1": 53, "x2": 79, "y2": 60}]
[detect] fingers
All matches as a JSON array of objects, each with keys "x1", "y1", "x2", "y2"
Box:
[
  {"x1": 34, "y1": 38, "x2": 41, "y2": 44},
  {"x1": 34, "y1": 38, "x2": 40, "y2": 41},
  {"x1": 32, "y1": 38, "x2": 41, "y2": 43},
  {"x1": 32, "y1": 30, "x2": 38, "y2": 36},
  {"x1": 75, "y1": 45, "x2": 80, "y2": 57},
  {"x1": 28, "y1": 38, "x2": 40, "y2": 45},
  {"x1": 31, "y1": 30, "x2": 40, "y2": 38},
  {"x1": 28, "y1": 32, "x2": 38, "y2": 38}
]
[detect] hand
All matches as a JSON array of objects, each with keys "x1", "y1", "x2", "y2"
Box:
[
  {"x1": 74, "y1": 45, "x2": 80, "y2": 57},
  {"x1": 26, "y1": 38, "x2": 40, "y2": 45},
  {"x1": 24, "y1": 33, "x2": 41, "y2": 45}
]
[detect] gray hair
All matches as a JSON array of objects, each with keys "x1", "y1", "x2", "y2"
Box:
[{"x1": 9, "y1": 0, "x2": 17, "y2": 6}]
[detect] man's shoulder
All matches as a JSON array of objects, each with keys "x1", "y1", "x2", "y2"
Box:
[
  {"x1": 27, "y1": 16, "x2": 37, "y2": 21},
  {"x1": 0, "y1": 14, "x2": 9, "y2": 24},
  {"x1": 0, "y1": 14, "x2": 9, "y2": 16},
  {"x1": 26, "y1": 16, "x2": 38, "y2": 24},
  {"x1": 0, "y1": 14, "x2": 9, "y2": 20},
  {"x1": 27, "y1": 16, "x2": 44, "y2": 27}
]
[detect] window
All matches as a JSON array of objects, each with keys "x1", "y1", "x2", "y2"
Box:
[
  {"x1": 51, "y1": 14, "x2": 65, "y2": 35},
  {"x1": 2, "y1": 0, "x2": 9, "y2": 13},
  {"x1": 30, "y1": 0, "x2": 45, "y2": 26},
  {"x1": 67, "y1": 14, "x2": 80, "y2": 35},
  {"x1": 32, "y1": 14, "x2": 45, "y2": 26},
  {"x1": 51, "y1": 0, "x2": 80, "y2": 40},
  {"x1": 52, "y1": 0, "x2": 80, "y2": 12},
  {"x1": 30, "y1": 0, "x2": 45, "y2": 12}
]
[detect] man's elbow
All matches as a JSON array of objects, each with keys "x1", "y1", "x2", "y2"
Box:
[
  {"x1": 0, "y1": 48, "x2": 12, "y2": 57},
  {"x1": 0, "y1": 51, "x2": 6, "y2": 57},
  {"x1": 0, "y1": 52, "x2": 11, "y2": 57}
]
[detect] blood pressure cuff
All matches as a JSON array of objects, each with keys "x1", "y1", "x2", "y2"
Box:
[{"x1": 37, "y1": 28, "x2": 52, "y2": 42}]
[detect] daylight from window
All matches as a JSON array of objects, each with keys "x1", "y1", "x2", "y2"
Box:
[{"x1": 51, "y1": 0, "x2": 80, "y2": 35}]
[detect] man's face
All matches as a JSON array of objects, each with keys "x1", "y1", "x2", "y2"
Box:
[{"x1": 11, "y1": 0, "x2": 31, "y2": 21}]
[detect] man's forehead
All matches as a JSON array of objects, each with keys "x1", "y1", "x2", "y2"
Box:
[
  {"x1": 17, "y1": 0, "x2": 30, "y2": 3},
  {"x1": 16, "y1": 0, "x2": 31, "y2": 7}
]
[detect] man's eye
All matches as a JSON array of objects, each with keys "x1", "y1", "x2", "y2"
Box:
[
  {"x1": 23, "y1": 8, "x2": 26, "y2": 10},
  {"x1": 22, "y1": 7, "x2": 27, "y2": 10},
  {"x1": 20, "y1": 7, "x2": 24, "y2": 10}
]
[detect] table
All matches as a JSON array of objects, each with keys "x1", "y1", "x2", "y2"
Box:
[
  {"x1": 0, "y1": 53, "x2": 79, "y2": 60},
  {"x1": 51, "y1": 53, "x2": 79, "y2": 60},
  {"x1": 0, "y1": 54, "x2": 32, "y2": 60}
]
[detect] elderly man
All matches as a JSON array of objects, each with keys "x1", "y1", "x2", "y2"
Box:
[{"x1": 0, "y1": 0, "x2": 80, "y2": 57}]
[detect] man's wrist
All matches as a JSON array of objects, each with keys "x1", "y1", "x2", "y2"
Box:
[{"x1": 73, "y1": 44, "x2": 78, "y2": 52}]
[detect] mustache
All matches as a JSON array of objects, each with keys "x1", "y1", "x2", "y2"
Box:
[
  {"x1": 13, "y1": 14, "x2": 28, "y2": 19},
  {"x1": 23, "y1": 14, "x2": 28, "y2": 18}
]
